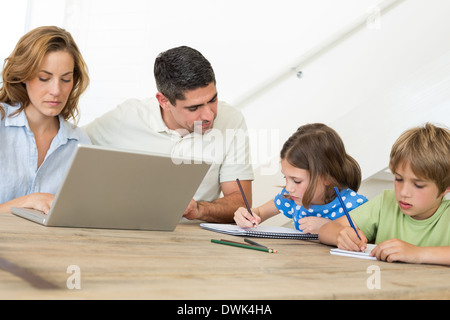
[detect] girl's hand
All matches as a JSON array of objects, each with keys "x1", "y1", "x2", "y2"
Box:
[
  {"x1": 298, "y1": 217, "x2": 330, "y2": 234},
  {"x1": 233, "y1": 207, "x2": 261, "y2": 228}
]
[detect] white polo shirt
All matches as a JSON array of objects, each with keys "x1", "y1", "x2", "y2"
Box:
[{"x1": 83, "y1": 97, "x2": 254, "y2": 201}]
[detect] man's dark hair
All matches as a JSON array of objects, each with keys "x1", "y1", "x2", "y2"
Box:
[{"x1": 154, "y1": 46, "x2": 216, "y2": 105}]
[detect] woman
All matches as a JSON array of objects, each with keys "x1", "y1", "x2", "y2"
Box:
[{"x1": 0, "y1": 26, "x2": 90, "y2": 214}]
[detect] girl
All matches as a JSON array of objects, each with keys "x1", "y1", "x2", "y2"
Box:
[
  {"x1": 0, "y1": 26, "x2": 90, "y2": 214},
  {"x1": 234, "y1": 123, "x2": 368, "y2": 234}
]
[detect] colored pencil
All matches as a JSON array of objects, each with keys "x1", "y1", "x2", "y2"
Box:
[
  {"x1": 220, "y1": 239, "x2": 249, "y2": 245},
  {"x1": 244, "y1": 238, "x2": 268, "y2": 248},
  {"x1": 211, "y1": 239, "x2": 277, "y2": 253},
  {"x1": 220, "y1": 239, "x2": 264, "y2": 249},
  {"x1": 236, "y1": 179, "x2": 253, "y2": 216},
  {"x1": 236, "y1": 178, "x2": 256, "y2": 227},
  {"x1": 334, "y1": 187, "x2": 361, "y2": 240}
]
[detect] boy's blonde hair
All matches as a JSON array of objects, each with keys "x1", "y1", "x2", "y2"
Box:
[{"x1": 389, "y1": 123, "x2": 450, "y2": 195}]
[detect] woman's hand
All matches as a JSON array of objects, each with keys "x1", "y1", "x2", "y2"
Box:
[{"x1": 0, "y1": 193, "x2": 55, "y2": 214}]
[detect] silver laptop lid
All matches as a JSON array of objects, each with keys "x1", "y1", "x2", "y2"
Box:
[{"x1": 19, "y1": 144, "x2": 210, "y2": 231}]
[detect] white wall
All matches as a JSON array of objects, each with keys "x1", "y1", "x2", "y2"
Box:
[
  {"x1": 0, "y1": 0, "x2": 28, "y2": 79},
  {"x1": 241, "y1": 0, "x2": 450, "y2": 204},
  {"x1": 5, "y1": 0, "x2": 380, "y2": 126},
  {"x1": 2, "y1": 0, "x2": 449, "y2": 205}
]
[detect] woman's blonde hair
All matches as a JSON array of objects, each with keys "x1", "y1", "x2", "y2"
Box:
[
  {"x1": 389, "y1": 123, "x2": 450, "y2": 195},
  {"x1": 281, "y1": 123, "x2": 362, "y2": 208},
  {"x1": 0, "y1": 26, "x2": 89, "y2": 123}
]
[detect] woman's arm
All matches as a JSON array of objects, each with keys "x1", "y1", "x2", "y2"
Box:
[{"x1": 0, "y1": 193, "x2": 55, "y2": 214}]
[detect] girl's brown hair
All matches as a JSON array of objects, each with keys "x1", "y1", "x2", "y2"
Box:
[
  {"x1": 0, "y1": 26, "x2": 89, "y2": 123},
  {"x1": 280, "y1": 123, "x2": 362, "y2": 208}
]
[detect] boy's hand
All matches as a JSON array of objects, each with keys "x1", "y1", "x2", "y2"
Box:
[
  {"x1": 336, "y1": 226, "x2": 368, "y2": 252},
  {"x1": 370, "y1": 239, "x2": 421, "y2": 263}
]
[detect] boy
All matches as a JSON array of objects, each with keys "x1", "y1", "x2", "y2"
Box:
[{"x1": 319, "y1": 123, "x2": 450, "y2": 265}]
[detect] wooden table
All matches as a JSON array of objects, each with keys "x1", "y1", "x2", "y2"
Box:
[{"x1": 0, "y1": 212, "x2": 449, "y2": 300}]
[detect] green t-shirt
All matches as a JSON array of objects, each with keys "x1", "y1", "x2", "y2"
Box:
[{"x1": 350, "y1": 190, "x2": 450, "y2": 247}]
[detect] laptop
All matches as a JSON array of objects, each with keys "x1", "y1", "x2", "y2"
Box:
[{"x1": 11, "y1": 144, "x2": 211, "y2": 231}]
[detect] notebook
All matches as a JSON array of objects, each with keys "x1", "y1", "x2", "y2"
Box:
[
  {"x1": 11, "y1": 144, "x2": 210, "y2": 231},
  {"x1": 200, "y1": 223, "x2": 319, "y2": 240},
  {"x1": 330, "y1": 244, "x2": 377, "y2": 260}
]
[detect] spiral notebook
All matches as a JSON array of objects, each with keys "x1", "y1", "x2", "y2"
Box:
[{"x1": 200, "y1": 223, "x2": 318, "y2": 240}]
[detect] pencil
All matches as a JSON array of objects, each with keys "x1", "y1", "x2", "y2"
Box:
[
  {"x1": 244, "y1": 238, "x2": 268, "y2": 248},
  {"x1": 334, "y1": 187, "x2": 361, "y2": 240},
  {"x1": 211, "y1": 239, "x2": 277, "y2": 253},
  {"x1": 220, "y1": 239, "x2": 251, "y2": 246},
  {"x1": 220, "y1": 239, "x2": 266, "y2": 249},
  {"x1": 236, "y1": 178, "x2": 256, "y2": 227},
  {"x1": 236, "y1": 179, "x2": 252, "y2": 216}
]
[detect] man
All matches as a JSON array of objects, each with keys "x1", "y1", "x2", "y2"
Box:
[{"x1": 83, "y1": 46, "x2": 254, "y2": 223}]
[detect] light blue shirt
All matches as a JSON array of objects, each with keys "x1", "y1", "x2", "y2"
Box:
[{"x1": 0, "y1": 103, "x2": 91, "y2": 204}]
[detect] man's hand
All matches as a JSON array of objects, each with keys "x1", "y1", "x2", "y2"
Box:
[{"x1": 183, "y1": 199, "x2": 200, "y2": 220}]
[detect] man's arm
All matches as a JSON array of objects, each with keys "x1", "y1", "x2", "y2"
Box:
[{"x1": 184, "y1": 180, "x2": 252, "y2": 223}]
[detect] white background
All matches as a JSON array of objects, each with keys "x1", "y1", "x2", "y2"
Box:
[{"x1": 2, "y1": 0, "x2": 450, "y2": 204}]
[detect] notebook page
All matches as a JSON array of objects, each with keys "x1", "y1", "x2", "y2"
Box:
[{"x1": 330, "y1": 244, "x2": 377, "y2": 260}]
